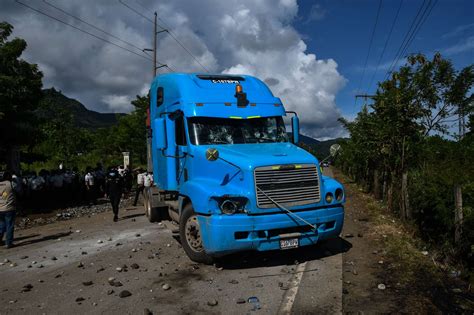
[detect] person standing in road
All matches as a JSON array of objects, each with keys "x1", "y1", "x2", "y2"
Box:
[
  {"x1": 133, "y1": 168, "x2": 145, "y2": 207},
  {"x1": 0, "y1": 172, "x2": 17, "y2": 248},
  {"x1": 84, "y1": 167, "x2": 96, "y2": 206},
  {"x1": 105, "y1": 167, "x2": 123, "y2": 222}
]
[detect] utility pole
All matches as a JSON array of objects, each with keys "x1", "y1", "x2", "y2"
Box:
[
  {"x1": 355, "y1": 94, "x2": 377, "y2": 106},
  {"x1": 153, "y1": 11, "x2": 157, "y2": 77}
]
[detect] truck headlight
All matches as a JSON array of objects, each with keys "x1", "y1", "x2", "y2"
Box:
[
  {"x1": 335, "y1": 188, "x2": 344, "y2": 202},
  {"x1": 221, "y1": 200, "x2": 238, "y2": 214},
  {"x1": 325, "y1": 192, "x2": 334, "y2": 203},
  {"x1": 216, "y1": 197, "x2": 248, "y2": 215}
]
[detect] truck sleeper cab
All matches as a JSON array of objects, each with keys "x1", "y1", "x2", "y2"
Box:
[{"x1": 145, "y1": 73, "x2": 345, "y2": 264}]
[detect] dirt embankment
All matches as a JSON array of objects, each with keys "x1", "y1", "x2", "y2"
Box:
[{"x1": 335, "y1": 168, "x2": 474, "y2": 314}]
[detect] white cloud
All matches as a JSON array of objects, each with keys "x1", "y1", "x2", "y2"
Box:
[
  {"x1": 1, "y1": 0, "x2": 346, "y2": 139},
  {"x1": 102, "y1": 95, "x2": 133, "y2": 112},
  {"x1": 443, "y1": 36, "x2": 474, "y2": 56},
  {"x1": 306, "y1": 3, "x2": 326, "y2": 23}
]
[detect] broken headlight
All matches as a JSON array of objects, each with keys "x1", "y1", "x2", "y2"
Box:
[{"x1": 214, "y1": 196, "x2": 249, "y2": 215}]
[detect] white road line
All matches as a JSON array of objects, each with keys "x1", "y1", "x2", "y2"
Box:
[{"x1": 277, "y1": 261, "x2": 307, "y2": 315}]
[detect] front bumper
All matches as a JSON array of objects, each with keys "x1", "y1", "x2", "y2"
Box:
[{"x1": 198, "y1": 205, "x2": 344, "y2": 256}]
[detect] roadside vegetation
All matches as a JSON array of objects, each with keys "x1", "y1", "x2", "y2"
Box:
[{"x1": 336, "y1": 53, "x2": 474, "y2": 281}]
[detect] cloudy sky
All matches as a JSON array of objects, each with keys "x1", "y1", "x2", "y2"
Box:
[{"x1": 1, "y1": 0, "x2": 473, "y2": 139}]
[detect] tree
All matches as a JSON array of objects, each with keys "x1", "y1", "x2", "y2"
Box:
[{"x1": 0, "y1": 22, "x2": 43, "y2": 172}]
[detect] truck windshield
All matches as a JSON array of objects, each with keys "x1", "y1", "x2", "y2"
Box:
[{"x1": 188, "y1": 116, "x2": 289, "y2": 145}]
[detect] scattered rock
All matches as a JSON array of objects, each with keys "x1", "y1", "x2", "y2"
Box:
[
  {"x1": 116, "y1": 267, "x2": 123, "y2": 272},
  {"x1": 378, "y1": 260, "x2": 384, "y2": 265},
  {"x1": 143, "y1": 308, "x2": 153, "y2": 315},
  {"x1": 345, "y1": 233, "x2": 354, "y2": 238},
  {"x1": 343, "y1": 288, "x2": 349, "y2": 294},
  {"x1": 96, "y1": 267, "x2": 105, "y2": 273},
  {"x1": 81, "y1": 251, "x2": 88, "y2": 255},
  {"x1": 75, "y1": 297, "x2": 85, "y2": 302},
  {"x1": 131, "y1": 263, "x2": 139, "y2": 270},
  {"x1": 107, "y1": 237, "x2": 112, "y2": 241},
  {"x1": 229, "y1": 279, "x2": 239, "y2": 284},
  {"x1": 78, "y1": 262, "x2": 84, "y2": 268},
  {"x1": 135, "y1": 233, "x2": 141, "y2": 237},
  {"x1": 236, "y1": 298, "x2": 246, "y2": 304},
  {"x1": 132, "y1": 248, "x2": 137, "y2": 253},
  {"x1": 107, "y1": 289, "x2": 114, "y2": 295},
  {"x1": 352, "y1": 270, "x2": 358, "y2": 275},
  {"x1": 421, "y1": 251, "x2": 429, "y2": 256},
  {"x1": 377, "y1": 283, "x2": 386, "y2": 290},
  {"x1": 207, "y1": 299, "x2": 218, "y2": 306},
  {"x1": 82, "y1": 281, "x2": 93, "y2": 286},
  {"x1": 55, "y1": 274, "x2": 62, "y2": 278},
  {"x1": 162, "y1": 283, "x2": 171, "y2": 291},
  {"x1": 20, "y1": 255, "x2": 28, "y2": 260},
  {"x1": 22, "y1": 284, "x2": 33, "y2": 292},
  {"x1": 357, "y1": 233, "x2": 363, "y2": 237},
  {"x1": 97, "y1": 240, "x2": 103, "y2": 244},
  {"x1": 10, "y1": 262, "x2": 17, "y2": 267},
  {"x1": 119, "y1": 290, "x2": 132, "y2": 298},
  {"x1": 115, "y1": 242, "x2": 123, "y2": 247},
  {"x1": 75, "y1": 230, "x2": 81, "y2": 233}
]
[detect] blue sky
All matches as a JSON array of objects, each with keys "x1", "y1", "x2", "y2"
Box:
[{"x1": 294, "y1": 0, "x2": 474, "y2": 121}]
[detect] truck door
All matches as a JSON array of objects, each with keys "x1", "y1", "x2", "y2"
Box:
[{"x1": 174, "y1": 115, "x2": 187, "y2": 187}]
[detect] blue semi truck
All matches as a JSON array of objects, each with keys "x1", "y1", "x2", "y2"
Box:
[{"x1": 143, "y1": 73, "x2": 345, "y2": 263}]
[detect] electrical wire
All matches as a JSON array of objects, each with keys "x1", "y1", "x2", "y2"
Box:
[
  {"x1": 397, "y1": 0, "x2": 438, "y2": 66},
  {"x1": 120, "y1": 0, "x2": 210, "y2": 73},
  {"x1": 43, "y1": 0, "x2": 146, "y2": 54},
  {"x1": 15, "y1": 0, "x2": 162, "y2": 65},
  {"x1": 355, "y1": 0, "x2": 383, "y2": 107},
  {"x1": 384, "y1": 0, "x2": 434, "y2": 80},
  {"x1": 367, "y1": 0, "x2": 404, "y2": 92}
]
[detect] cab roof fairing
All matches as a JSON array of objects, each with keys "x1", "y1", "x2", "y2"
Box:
[{"x1": 150, "y1": 73, "x2": 285, "y2": 118}]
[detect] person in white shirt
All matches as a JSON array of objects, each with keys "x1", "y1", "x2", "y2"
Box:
[
  {"x1": 84, "y1": 167, "x2": 96, "y2": 206},
  {"x1": 133, "y1": 169, "x2": 146, "y2": 207}
]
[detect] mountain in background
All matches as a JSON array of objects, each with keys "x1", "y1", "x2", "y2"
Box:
[
  {"x1": 39, "y1": 88, "x2": 124, "y2": 129},
  {"x1": 296, "y1": 134, "x2": 344, "y2": 159}
]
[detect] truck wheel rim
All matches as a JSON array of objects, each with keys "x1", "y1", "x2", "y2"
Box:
[{"x1": 185, "y1": 215, "x2": 203, "y2": 252}]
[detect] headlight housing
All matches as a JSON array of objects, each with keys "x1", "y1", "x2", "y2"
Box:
[
  {"x1": 214, "y1": 196, "x2": 248, "y2": 214},
  {"x1": 335, "y1": 188, "x2": 344, "y2": 202}
]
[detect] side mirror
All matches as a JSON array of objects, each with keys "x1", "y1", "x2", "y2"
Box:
[
  {"x1": 291, "y1": 115, "x2": 300, "y2": 144},
  {"x1": 153, "y1": 118, "x2": 167, "y2": 150}
]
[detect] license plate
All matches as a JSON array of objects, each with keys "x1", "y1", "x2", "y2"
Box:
[{"x1": 280, "y1": 238, "x2": 299, "y2": 250}]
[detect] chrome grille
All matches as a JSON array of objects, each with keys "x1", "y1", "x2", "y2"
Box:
[{"x1": 254, "y1": 164, "x2": 321, "y2": 208}]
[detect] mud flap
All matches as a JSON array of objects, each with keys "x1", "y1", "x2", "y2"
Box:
[{"x1": 145, "y1": 186, "x2": 169, "y2": 222}]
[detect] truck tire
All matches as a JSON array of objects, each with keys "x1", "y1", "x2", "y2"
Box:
[
  {"x1": 179, "y1": 203, "x2": 214, "y2": 264},
  {"x1": 144, "y1": 187, "x2": 160, "y2": 223}
]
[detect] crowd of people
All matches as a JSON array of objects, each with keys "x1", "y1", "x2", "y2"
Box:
[{"x1": 0, "y1": 163, "x2": 153, "y2": 249}]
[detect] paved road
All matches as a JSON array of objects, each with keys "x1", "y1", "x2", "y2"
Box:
[{"x1": 0, "y1": 168, "x2": 343, "y2": 314}]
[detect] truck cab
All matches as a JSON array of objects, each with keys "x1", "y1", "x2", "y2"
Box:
[{"x1": 145, "y1": 73, "x2": 345, "y2": 263}]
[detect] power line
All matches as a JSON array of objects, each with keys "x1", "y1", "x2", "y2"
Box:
[
  {"x1": 15, "y1": 0, "x2": 163, "y2": 65},
  {"x1": 397, "y1": 0, "x2": 438, "y2": 65},
  {"x1": 384, "y1": 0, "x2": 429, "y2": 80},
  {"x1": 355, "y1": 0, "x2": 383, "y2": 107},
  {"x1": 367, "y1": 0, "x2": 404, "y2": 92},
  {"x1": 42, "y1": 0, "x2": 145, "y2": 54},
  {"x1": 120, "y1": 0, "x2": 210, "y2": 73}
]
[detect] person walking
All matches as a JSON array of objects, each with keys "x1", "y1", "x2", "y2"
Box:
[
  {"x1": 133, "y1": 169, "x2": 145, "y2": 207},
  {"x1": 105, "y1": 167, "x2": 123, "y2": 222},
  {"x1": 0, "y1": 172, "x2": 17, "y2": 248},
  {"x1": 84, "y1": 167, "x2": 96, "y2": 206}
]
